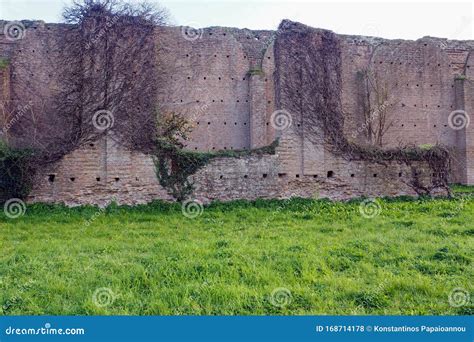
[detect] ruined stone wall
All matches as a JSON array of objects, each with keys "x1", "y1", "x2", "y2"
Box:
[
  {"x1": 0, "y1": 20, "x2": 472, "y2": 205},
  {"x1": 340, "y1": 35, "x2": 474, "y2": 183}
]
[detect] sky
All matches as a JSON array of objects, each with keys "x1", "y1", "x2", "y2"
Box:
[{"x1": 0, "y1": 0, "x2": 473, "y2": 40}]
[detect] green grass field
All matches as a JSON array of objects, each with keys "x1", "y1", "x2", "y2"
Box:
[{"x1": 0, "y1": 190, "x2": 473, "y2": 315}]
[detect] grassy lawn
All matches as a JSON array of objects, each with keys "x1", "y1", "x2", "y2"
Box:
[{"x1": 0, "y1": 192, "x2": 473, "y2": 315}]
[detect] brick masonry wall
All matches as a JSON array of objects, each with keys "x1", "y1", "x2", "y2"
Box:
[{"x1": 0, "y1": 20, "x2": 472, "y2": 205}]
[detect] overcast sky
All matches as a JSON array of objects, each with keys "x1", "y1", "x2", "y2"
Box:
[{"x1": 0, "y1": 0, "x2": 473, "y2": 40}]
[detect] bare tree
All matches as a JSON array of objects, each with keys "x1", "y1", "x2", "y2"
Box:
[
  {"x1": 7, "y1": 0, "x2": 169, "y2": 164},
  {"x1": 358, "y1": 69, "x2": 397, "y2": 146}
]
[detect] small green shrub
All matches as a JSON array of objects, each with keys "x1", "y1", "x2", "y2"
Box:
[{"x1": 0, "y1": 141, "x2": 35, "y2": 201}]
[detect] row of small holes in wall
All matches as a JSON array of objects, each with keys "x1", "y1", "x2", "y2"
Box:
[
  {"x1": 372, "y1": 61, "x2": 470, "y2": 68},
  {"x1": 216, "y1": 171, "x2": 430, "y2": 179},
  {"x1": 193, "y1": 146, "x2": 247, "y2": 151},
  {"x1": 397, "y1": 83, "x2": 457, "y2": 88},
  {"x1": 184, "y1": 53, "x2": 272, "y2": 60},
  {"x1": 178, "y1": 76, "x2": 270, "y2": 82},
  {"x1": 400, "y1": 103, "x2": 455, "y2": 108},
  {"x1": 399, "y1": 124, "x2": 451, "y2": 128},
  {"x1": 177, "y1": 100, "x2": 272, "y2": 104},
  {"x1": 47, "y1": 175, "x2": 138, "y2": 183},
  {"x1": 193, "y1": 121, "x2": 280, "y2": 127},
  {"x1": 184, "y1": 31, "x2": 262, "y2": 39}
]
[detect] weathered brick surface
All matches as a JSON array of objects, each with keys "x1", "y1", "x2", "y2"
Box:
[{"x1": 0, "y1": 20, "x2": 472, "y2": 205}]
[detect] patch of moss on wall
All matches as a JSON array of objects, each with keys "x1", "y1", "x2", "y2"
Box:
[
  {"x1": 153, "y1": 139, "x2": 279, "y2": 201},
  {"x1": 0, "y1": 58, "x2": 10, "y2": 70}
]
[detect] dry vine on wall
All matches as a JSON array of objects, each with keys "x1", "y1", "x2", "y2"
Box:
[
  {"x1": 0, "y1": 0, "x2": 168, "y2": 200},
  {"x1": 274, "y1": 20, "x2": 451, "y2": 196}
]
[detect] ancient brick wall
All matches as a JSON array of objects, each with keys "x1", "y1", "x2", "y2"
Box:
[{"x1": 0, "y1": 20, "x2": 472, "y2": 205}]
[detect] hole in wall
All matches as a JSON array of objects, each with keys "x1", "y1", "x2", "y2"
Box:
[
  {"x1": 262, "y1": 174, "x2": 268, "y2": 178},
  {"x1": 278, "y1": 173, "x2": 286, "y2": 177},
  {"x1": 350, "y1": 173, "x2": 355, "y2": 177},
  {"x1": 89, "y1": 143, "x2": 94, "y2": 147},
  {"x1": 244, "y1": 175, "x2": 248, "y2": 178},
  {"x1": 398, "y1": 172, "x2": 402, "y2": 177},
  {"x1": 70, "y1": 177, "x2": 75, "y2": 182},
  {"x1": 373, "y1": 174, "x2": 377, "y2": 177},
  {"x1": 295, "y1": 174, "x2": 300, "y2": 178},
  {"x1": 96, "y1": 177, "x2": 101, "y2": 181},
  {"x1": 114, "y1": 177, "x2": 120, "y2": 182},
  {"x1": 327, "y1": 171, "x2": 334, "y2": 178},
  {"x1": 48, "y1": 174, "x2": 55, "y2": 182},
  {"x1": 219, "y1": 175, "x2": 223, "y2": 179}
]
